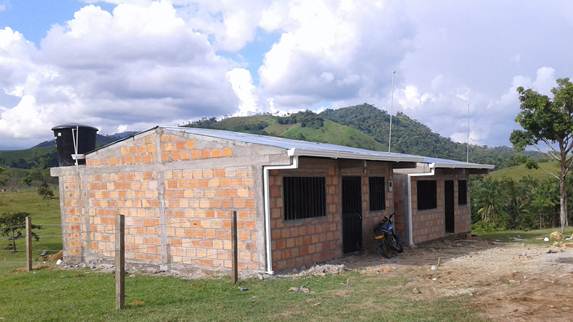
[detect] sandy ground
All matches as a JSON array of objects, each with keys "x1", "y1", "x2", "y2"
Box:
[{"x1": 331, "y1": 238, "x2": 573, "y2": 321}]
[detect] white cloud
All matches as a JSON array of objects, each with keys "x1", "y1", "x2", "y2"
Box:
[
  {"x1": 257, "y1": 0, "x2": 414, "y2": 109},
  {"x1": 226, "y1": 68, "x2": 259, "y2": 116},
  {"x1": 3, "y1": 0, "x2": 573, "y2": 149},
  {"x1": 0, "y1": 1, "x2": 240, "y2": 147}
]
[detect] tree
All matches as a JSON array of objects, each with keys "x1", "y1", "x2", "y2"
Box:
[
  {"x1": 22, "y1": 174, "x2": 33, "y2": 187},
  {"x1": 510, "y1": 78, "x2": 573, "y2": 232},
  {"x1": 0, "y1": 212, "x2": 40, "y2": 252},
  {"x1": 37, "y1": 181, "x2": 54, "y2": 200}
]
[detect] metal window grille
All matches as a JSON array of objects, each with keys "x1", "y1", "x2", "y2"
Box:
[
  {"x1": 369, "y1": 177, "x2": 386, "y2": 211},
  {"x1": 283, "y1": 177, "x2": 326, "y2": 220},
  {"x1": 417, "y1": 180, "x2": 437, "y2": 210}
]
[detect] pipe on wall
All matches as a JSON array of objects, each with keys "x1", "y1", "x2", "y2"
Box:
[{"x1": 262, "y1": 153, "x2": 299, "y2": 274}]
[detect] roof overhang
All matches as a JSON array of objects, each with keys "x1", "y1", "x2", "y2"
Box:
[
  {"x1": 287, "y1": 148, "x2": 424, "y2": 163},
  {"x1": 429, "y1": 162, "x2": 495, "y2": 170}
]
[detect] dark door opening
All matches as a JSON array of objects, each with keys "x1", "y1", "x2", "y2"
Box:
[
  {"x1": 342, "y1": 176, "x2": 362, "y2": 253},
  {"x1": 445, "y1": 180, "x2": 455, "y2": 233}
]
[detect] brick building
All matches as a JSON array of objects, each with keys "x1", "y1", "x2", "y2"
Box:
[
  {"x1": 51, "y1": 126, "x2": 492, "y2": 275},
  {"x1": 394, "y1": 159, "x2": 493, "y2": 246}
]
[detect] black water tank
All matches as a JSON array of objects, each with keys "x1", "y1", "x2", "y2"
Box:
[{"x1": 52, "y1": 124, "x2": 98, "y2": 166}]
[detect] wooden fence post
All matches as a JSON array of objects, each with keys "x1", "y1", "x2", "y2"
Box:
[
  {"x1": 115, "y1": 214, "x2": 125, "y2": 310},
  {"x1": 25, "y1": 217, "x2": 32, "y2": 272},
  {"x1": 231, "y1": 211, "x2": 238, "y2": 284}
]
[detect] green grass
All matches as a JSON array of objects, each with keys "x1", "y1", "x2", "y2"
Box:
[
  {"x1": 0, "y1": 191, "x2": 481, "y2": 321},
  {"x1": 489, "y1": 161, "x2": 559, "y2": 180},
  {"x1": 280, "y1": 120, "x2": 386, "y2": 151},
  {"x1": 0, "y1": 269, "x2": 479, "y2": 321},
  {"x1": 474, "y1": 227, "x2": 573, "y2": 244},
  {"x1": 0, "y1": 190, "x2": 62, "y2": 271}
]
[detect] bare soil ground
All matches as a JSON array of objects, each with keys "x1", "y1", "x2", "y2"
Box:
[{"x1": 332, "y1": 238, "x2": 573, "y2": 321}]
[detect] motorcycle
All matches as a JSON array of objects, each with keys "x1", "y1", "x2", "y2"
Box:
[{"x1": 373, "y1": 213, "x2": 403, "y2": 258}]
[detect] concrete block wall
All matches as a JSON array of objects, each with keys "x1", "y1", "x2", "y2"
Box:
[{"x1": 52, "y1": 128, "x2": 288, "y2": 275}]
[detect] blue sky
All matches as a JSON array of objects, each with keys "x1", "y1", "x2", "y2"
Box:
[
  {"x1": 0, "y1": 0, "x2": 572, "y2": 149},
  {"x1": 0, "y1": 0, "x2": 87, "y2": 42}
]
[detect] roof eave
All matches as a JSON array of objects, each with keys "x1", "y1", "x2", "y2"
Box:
[
  {"x1": 288, "y1": 148, "x2": 424, "y2": 163},
  {"x1": 429, "y1": 162, "x2": 495, "y2": 170}
]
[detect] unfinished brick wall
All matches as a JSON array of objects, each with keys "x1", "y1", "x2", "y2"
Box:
[
  {"x1": 270, "y1": 158, "x2": 341, "y2": 271},
  {"x1": 337, "y1": 160, "x2": 395, "y2": 252},
  {"x1": 164, "y1": 166, "x2": 258, "y2": 271},
  {"x1": 58, "y1": 174, "x2": 82, "y2": 258},
  {"x1": 53, "y1": 128, "x2": 276, "y2": 274},
  {"x1": 410, "y1": 169, "x2": 471, "y2": 244},
  {"x1": 270, "y1": 159, "x2": 395, "y2": 271}
]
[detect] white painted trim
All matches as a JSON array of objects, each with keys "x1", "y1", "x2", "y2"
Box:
[{"x1": 429, "y1": 162, "x2": 495, "y2": 170}]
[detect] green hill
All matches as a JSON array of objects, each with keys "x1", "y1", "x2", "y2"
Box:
[
  {"x1": 489, "y1": 161, "x2": 559, "y2": 180},
  {"x1": 0, "y1": 132, "x2": 136, "y2": 170},
  {"x1": 320, "y1": 104, "x2": 542, "y2": 167},
  {"x1": 0, "y1": 104, "x2": 545, "y2": 171},
  {"x1": 187, "y1": 112, "x2": 385, "y2": 150},
  {"x1": 187, "y1": 104, "x2": 542, "y2": 168}
]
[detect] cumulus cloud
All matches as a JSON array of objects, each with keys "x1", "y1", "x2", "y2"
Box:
[
  {"x1": 0, "y1": 1, "x2": 239, "y2": 147},
  {"x1": 258, "y1": 0, "x2": 414, "y2": 108},
  {"x1": 2, "y1": 0, "x2": 573, "y2": 149},
  {"x1": 226, "y1": 68, "x2": 259, "y2": 116}
]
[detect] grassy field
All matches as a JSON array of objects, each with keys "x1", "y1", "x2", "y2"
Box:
[
  {"x1": 0, "y1": 190, "x2": 62, "y2": 271},
  {"x1": 0, "y1": 191, "x2": 481, "y2": 321},
  {"x1": 488, "y1": 160, "x2": 559, "y2": 180},
  {"x1": 474, "y1": 227, "x2": 573, "y2": 244}
]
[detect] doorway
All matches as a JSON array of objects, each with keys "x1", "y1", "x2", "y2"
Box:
[
  {"x1": 445, "y1": 180, "x2": 455, "y2": 233},
  {"x1": 342, "y1": 176, "x2": 362, "y2": 253}
]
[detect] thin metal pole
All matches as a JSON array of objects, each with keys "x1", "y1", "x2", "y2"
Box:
[
  {"x1": 466, "y1": 102, "x2": 470, "y2": 163},
  {"x1": 25, "y1": 217, "x2": 32, "y2": 272},
  {"x1": 388, "y1": 71, "x2": 396, "y2": 152},
  {"x1": 231, "y1": 211, "x2": 238, "y2": 284},
  {"x1": 115, "y1": 215, "x2": 125, "y2": 310}
]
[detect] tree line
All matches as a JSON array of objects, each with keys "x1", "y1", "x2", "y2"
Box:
[{"x1": 470, "y1": 175, "x2": 572, "y2": 231}]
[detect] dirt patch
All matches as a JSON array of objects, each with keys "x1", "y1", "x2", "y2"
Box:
[{"x1": 330, "y1": 238, "x2": 573, "y2": 321}]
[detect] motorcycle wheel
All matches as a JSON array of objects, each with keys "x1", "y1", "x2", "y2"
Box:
[
  {"x1": 388, "y1": 233, "x2": 403, "y2": 253},
  {"x1": 377, "y1": 241, "x2": 392, "y2": 258}
]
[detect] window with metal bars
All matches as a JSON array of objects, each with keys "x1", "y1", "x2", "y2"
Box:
[
  {"x1": 458, "y1": 180, "x2": 468, "y2": 205},
  {"x1": 417, "y1": 180, "x2": 437, "y2": 210},
  {"x1": 369, "y1": 177, "x2": 386, "y2": 211},
  {"x1": 283, "y1": 177, "x2": 326, "y2": 220}
]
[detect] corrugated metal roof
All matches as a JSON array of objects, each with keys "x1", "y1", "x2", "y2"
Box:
[
  {"x1": 164, "y1": 126, "x2": 424, "y2": 163},
  {"x1": 89, "y1": 125, "x2": 494, "y2": 170},
  {"x1": 422, "y1": 156, "x2": 495, "y2": 170}
]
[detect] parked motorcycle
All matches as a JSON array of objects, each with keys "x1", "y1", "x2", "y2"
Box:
[{"x1": 373, "y1": 213, "x2": 403, "y2": 258}]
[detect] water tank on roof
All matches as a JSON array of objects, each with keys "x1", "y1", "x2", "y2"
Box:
[{"x1": 52, "y1": 124, "x2": 98, "y2": 166}]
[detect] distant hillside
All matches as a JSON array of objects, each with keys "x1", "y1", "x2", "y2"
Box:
[
  {"x1": 0, "y1": 104, "x2": 545, "y2": 170},
  {"x1": 186, "y1": 104, "x2": 544, "y2": 168},
  {"x1": 489, "y1": 161, "x2": 559, "y2": 181},
  {"x1": 0, "y1": 132, "x2": 136, "y2": 169}
]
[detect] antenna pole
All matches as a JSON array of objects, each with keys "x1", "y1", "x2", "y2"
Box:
[
  {"x1": 388, "y1": 71, "x2": 396, "y2": 152},
  {"x1": 466, "y1": 102, "x2": 470, "y2": 163}
]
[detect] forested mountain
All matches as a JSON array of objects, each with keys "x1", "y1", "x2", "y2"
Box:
[
  {"x1": 0, "y1": 104, "x2": 543, "y2": 170},
  {"x1": 186, "y1": 104, "x2": 543, "y2": 168}
]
